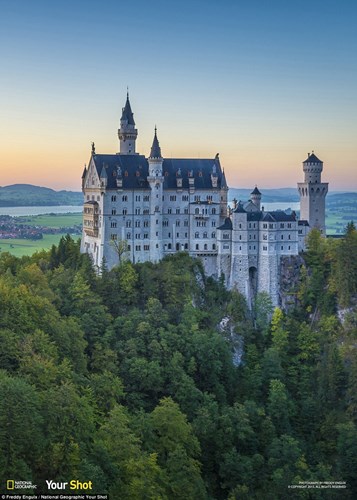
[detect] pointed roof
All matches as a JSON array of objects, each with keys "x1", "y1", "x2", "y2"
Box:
[
  {"x1": 100, "y1": 165, "x2": 108, "y2": 178},
  {"x1": 251, "y1": 186, "x2": 261, "y2": 196},
  {"x1": 303, "y1": 152, "x2": 322, "y2": 163},
  {"x1": 81, "y1": 165, "x2": 87, "y2": 178},
  {"x1": 221, "y1": 169, "x2": 228, "y2": 189},
  {"x1": 149, "y1": 127, "x2": 162, "y2": 158},
  {"x1": 121, "y1": 92, "x2": 135, "y2": 126}
]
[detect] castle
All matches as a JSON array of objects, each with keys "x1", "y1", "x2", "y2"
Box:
[{"x1": 81, "y1": 94, "x2": 328, "y2": 306}]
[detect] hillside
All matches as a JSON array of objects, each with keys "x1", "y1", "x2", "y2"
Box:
[{"x1": 0, "y1": 184, "x2": 83, "y2": 206}]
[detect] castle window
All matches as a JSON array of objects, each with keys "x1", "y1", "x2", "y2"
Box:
[
  {"x1": 185, "y1": 243, "x2": 188, "y2": 250},
  {"x1": 182, "y1": 195, "x2": 189, "y2": 201},
  {"x1": 163, "y1": 220, "x2": 169, "y2": 227},
  {"x1": 176, "y1": 220, "x2": 180, "y2": 226},
  {"x1": 280, "y1": 223, "x2": 285, "y2": 228},
  {"x1": 122, "y1": 195, "x2": 128, "y2": 202},
  {"x1": 223, "y1": 233, "x2": 230, "y2": 240},
  {"x1": 263, "y1": 223, "x2": 267, "y2": 229},
  {"x1": 135, "y1": 208, "x2": 141, "y2": 215},
  {"x1": 239, "y1": 246, "x2": 241, "y2": 251},
  {"x1": 281, "y1": 246, "x2": 283, "y2": 250},
  {"x1": 110, "y1": 221, "x2": 117, "y2": 228},
  {"x1": 168, "y1": 232, "x2": 171, "y2": 237},
  {"x1": 123, "y1": 209, "x2": 127, "y2": 215},
  {"x1": 135, "y1": 234, "x2": 140, "y2": 239},
  {"x1": 194, "y1": 195, "x2": 201, "y2": 201},
  {"x1": 168, "y1": 208, "x2": 172, "y2": 214},
  {"x1": 184, "y1": 208, "x2": 189, "y2": 214},
  {"x1": 135, "y1": 245, "x2": 141, "y2": 251},
  {"x1": 144, "y1": 233, "x2": 149, "y2": 239},
  {"x1": 144, "y1": 195, "x2": 150, "y2": 202},
  {"x1": 263, "y1": 246, "x2": 267, "y2": 251},
  {"x1": 269, "y1": 224, "x2": 274, "y2": 229},
  {"x1": 288, "y1": 246, "x2": 291, "y2": 250},
  {"x1": 195, "y1": 208, "x2": 199, "y2": 214},
  {"x1": 204, "y1": 243, "x2": 208, "y2": 250},
  {"x1": 288, "y1": 234, "x2": 291, "y2": 240},
  {"x1": 111, "y1": 195, "x2": 117, "y2": 202},
  {"x1": 168, "y1": 243, "x2": 172, "y2": 249},
  {"x1": 281, "y1": 235, "x2": 284, "y2": 240},
  {"x1": 170, "y1": 195, "x2": 176, "y2": 201},
  {"x1": 239, "y1": 235, "x2": 242, "y2": 240},
  {"x1": 110, "y1": 234, "x2": 117, "y2": 240},
  {"x1": 263, "y1": 234, "x2": 267, "y2": 240},
  {"x1": 143, "y1": 209, "x2": 149, "y2": 215},
  {"x1": 299, "y1": 229, "x2": 302, "y2": 234},
  {"x1": 196, "y1": 244, "x2": 199, "y2": 250},
  {"x1": 176, "y1": 232, "x2": 179, "y2": 238},
  {"x1": 195, "y1": 232, "x2": 199, "y2": 238},
  {"x1": 184, "y1": 220, "x2": 189, "y2": 226},
  {"x1": 288, "y1": 223, "x2": 292, "y2": 228},
  {"x1": 144, "y1": 245, "x2": 150, "y2": 251},
  {"x1": 126, "y1": 221, "x2": 131, "y2": 228},
  {"x1": 112, "y1": 208, "x2": 117, "y2": 215},
  {"x1": 249, "y1": 223, "x2": 251, "y2": 228},
  {"x1": 136, "y1": 195, "x2": 141, "y2": 202},
  {"x1": 176, "y1": 208, "x2": 180, "y2": 214},
  {"x1": 203, "y1": 232, "x2": 208, "y2": 238},
  {"x1": 144, "y1": 220, "x2": 149, "y2": 227},
  {"x1": 212, "y1": 208, "x2": 216, "y2": 214},
  {"x1": 127, "y1": 244, "x2": 131, "y2": 251},
  {"x1": 126, "y1": 232, "x2": 131, "y2": 239},
  {"x1": 135, "y1": 221, "x2": 140, "y2": 227},
  {"x1": 212, "y1": 221, "x2": 216, "y2": 227},
  {"x1": 212, "y1": 243, "x2": 216, "y2": 250},
  {"x1": 212, "y1": 232, "x2": 216, "y2": 238}
]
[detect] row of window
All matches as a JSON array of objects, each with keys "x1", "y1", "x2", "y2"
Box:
[{"x1": 107, "y1": 194, "x2": 216, "y2": 203}]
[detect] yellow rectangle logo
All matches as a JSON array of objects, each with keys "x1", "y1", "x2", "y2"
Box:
[{"x1": 7, "y1": 479, "x2": 15, "y2": 489}]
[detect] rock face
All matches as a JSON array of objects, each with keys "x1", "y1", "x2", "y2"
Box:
[
  {"x1": 279, "y1": 255, "x2": 305, "y2": 310},
  {"x1": 218, "y1": 316, "x2": 244, "y2": 367}
]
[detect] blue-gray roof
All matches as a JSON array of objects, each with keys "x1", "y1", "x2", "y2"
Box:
[
  {"x1": 303, "y1": 153, "x2": 322, "y2": 163},
  {"x1": 150, "y1": 130, "x2": 162, "y2": 158},
  {"x1": 218, "y1": 218, "x2": 233, "y2": 230},
  {"x1": 121, "y1": 94, "x2": 135, "y2": 126},
  {"x1": 90, "y1": 154, "x2": 226, "y2": 190}
]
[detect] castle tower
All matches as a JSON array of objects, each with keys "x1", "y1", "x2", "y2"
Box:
[
  {"x1": 147, "y1": 128, "x2": 164, "y2": 261},
  {"x1": 298, "y1": 152, "x2": 328, "y2": 235},
  {"x1": 251, "y1": 186, "x2": 262, "y2": 210},
  {"x1": 118, "y1": 92, "x2": 138, "y2": 154}
]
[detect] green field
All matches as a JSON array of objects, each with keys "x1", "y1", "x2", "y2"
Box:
[
  {"x1": 15, "y1": 213, "x2": 82, "y2": 228},
  {"x1": 0, "y1": 234, "x2": 80, "y2": 258}
]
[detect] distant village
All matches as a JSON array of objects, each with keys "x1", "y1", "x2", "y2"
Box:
[{"x1": 0, "y1": 215, "x2": 82, "y2": 240}]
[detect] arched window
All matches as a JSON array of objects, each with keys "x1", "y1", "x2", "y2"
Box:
[
  {"x1": 195, "y1": 208, "x2": 199, "y2": 214},
  {"x1": 195, "y1": 232, "x2": 199, "y2": 238}
]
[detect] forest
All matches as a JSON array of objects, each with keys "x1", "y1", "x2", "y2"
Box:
[{"x1": 0, "y1": 225, "x2": 356, "y2": 499}]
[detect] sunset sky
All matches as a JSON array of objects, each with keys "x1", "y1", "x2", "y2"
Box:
[{"x1": 1, "y1": 0, "x2": 356, "y2": 191}]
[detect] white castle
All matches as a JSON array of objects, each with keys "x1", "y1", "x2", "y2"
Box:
[{"x1": 81, "y1": 94, "x2": 328, "y2": 306}]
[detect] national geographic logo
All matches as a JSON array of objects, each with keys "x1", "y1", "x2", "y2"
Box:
[{"x1": 5, "y1": 479, "x2": 37, "y2": 490}]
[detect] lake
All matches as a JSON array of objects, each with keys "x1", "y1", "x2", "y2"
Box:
[
  {"x1": 0, "y1": 205, "x2": 82, "y2": 216},
  {"x1": 0, "y1": 202, "x2": 301, "y2": 217}
]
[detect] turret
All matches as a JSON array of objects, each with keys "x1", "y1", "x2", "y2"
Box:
[
  {"x1": 118, "y1": 92, "x2": 138, "y2": 154},
  {"x1": 298, "y1": 152, "x2": 328, "y2": 237},
  {"x1": 251, "y1": 186, "x2": 261, "y2": 210},
  {"x1": 148, "y1": 127, "x2": 163, "y2": 177}
]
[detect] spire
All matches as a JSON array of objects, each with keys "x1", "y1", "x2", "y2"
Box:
[
  {"x1": 251, "y1": 186, "x2": 261, "y2": 196},
  {"x1": 221, "y1": 169, "x2": 228, "y2": 189},
  {"x1": 121, "y1": 92, "x2": 135, "y2": 126},
  {"x1": 149, "y1": 127, "x2": 162, "y2": 159}
]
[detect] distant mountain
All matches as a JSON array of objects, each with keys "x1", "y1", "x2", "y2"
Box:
[
  {"x1": 229, "y1": 188, "x2": 299, "y2": 203},
  {"x1": 0, "y1": 184, "x2": 83, "y2": 207}
]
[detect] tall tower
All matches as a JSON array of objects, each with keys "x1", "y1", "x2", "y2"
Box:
[
  {"x1": 118, "y1": 92, "x2": 138, "y2": 154},
  {"x1": 298, "y1": 152, "x2": 328, "y2": 235},
  {"x1": 147, "y1": 128, "x2": 164, "y2": 262}
]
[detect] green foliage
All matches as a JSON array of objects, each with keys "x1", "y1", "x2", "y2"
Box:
[{"x1": 0, "y1": 236, "x2": 356, "y2": 498}]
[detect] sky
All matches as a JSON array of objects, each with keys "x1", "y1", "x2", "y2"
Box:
[{"x1": 1, "y1": 0, "x2": 356, "y2": 191}]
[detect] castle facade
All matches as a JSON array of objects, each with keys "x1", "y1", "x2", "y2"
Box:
[{"x1": 81, "y1": 94, "x2": 328, "y2": 307}]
